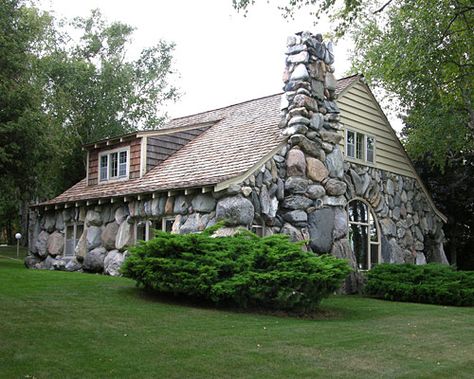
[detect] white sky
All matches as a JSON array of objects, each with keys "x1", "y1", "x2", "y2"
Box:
[{"x1": 38, "y1": 0, "x2": 401, "y2": 131}]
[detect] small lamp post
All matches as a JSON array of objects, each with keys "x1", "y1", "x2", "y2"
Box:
[{"x1": 15, "y1": 233, "x2": 22, "y2": 259}]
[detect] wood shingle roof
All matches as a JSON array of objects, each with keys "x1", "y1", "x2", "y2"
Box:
[{"x1": 38, "y1": 75, "x2": 360, "y2": 206}]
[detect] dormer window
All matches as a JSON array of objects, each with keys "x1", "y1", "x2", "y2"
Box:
[
  {"x1": 346, "y1": 130, "x2": 375, "y2": 164},
  {"x1": 99, "y1": 147, "x2": 130, "y2": 182}
]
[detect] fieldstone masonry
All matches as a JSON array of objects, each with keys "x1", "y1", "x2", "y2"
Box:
[{"x1": 26, "y1": 31, "x2": 447, "y2": 291}]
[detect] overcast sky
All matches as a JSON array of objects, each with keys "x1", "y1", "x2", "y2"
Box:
[{"x1": 37, "y1": 1, "x2": 404, "y2": 132}]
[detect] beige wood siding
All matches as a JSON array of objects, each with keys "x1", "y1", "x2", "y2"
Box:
[{"x1": 336, "y1": 81, "x2": 415, "y2": 178}]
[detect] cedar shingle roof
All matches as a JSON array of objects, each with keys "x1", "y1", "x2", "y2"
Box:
[{"x1": 38, "y1": 75, "x2": 360, "y2": 206}]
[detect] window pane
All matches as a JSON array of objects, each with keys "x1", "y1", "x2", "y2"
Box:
[
  {"x1": 163, "y1": 218, "x2": 175, "y2": 233},
  {"x1": 370, "y1": 244, "x2": 379, "y2": 267},
  {"x1": 347, "y1": 144, "x2": 355, "y2": 158},
  {"x1": 366, "y1": 136, "x2": 374, "y2": 163},
  {"x1": 346, "y1": 131, "x2": 355, "y2": 158},
  {"x1": 356, "y1": 133, "x2": 364, "y2": 159},
  {"x1": 347, "y1": 130, "x2": 355, "y2": 145},
  {"x1": 136, "y1": 222, "x2": 146, "y2": 241},
  {"x1": 100, "y1": 155, "x2": 108, "y2": 181},
  {"x1": 369, "y1": 214, "x2": 379, "y2": 242},
  {"x1": 119, "y1": 151, "x2": 127, "y2": 177},
  {"x1": 348, "y1": 200, "x2": 368, "y2": 223},
  {"x1": 149, "y1": 220, "x2": 161, "y2": 240},
  {"x1": 349, "y1": 224, "x2": 368, "y2": 270},
  {"x1": 110, "y1": 152, "x2": 118, "y2": 178}
]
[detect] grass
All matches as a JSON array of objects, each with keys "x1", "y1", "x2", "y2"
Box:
[{"x1": 1, "y1": 246, "x2": 473, "y2": 379}]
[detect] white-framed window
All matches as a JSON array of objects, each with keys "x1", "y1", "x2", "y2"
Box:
[
  {"x1": 347, "y1": 199, "x2": 380, "y2": 270},
  {"x1": 99, "y1": 147, "x2": 130, "y2": 182},
  {"x1": 64, "y1": 223, "x2": 84, "y2": 257},
  {"x1": 345, "y1": 129, "x2": 376, "y2": 164},
  {"x1": 134, "y1": 218, "x2": 175, "y2": 243},
  {"x1": 366, "y1": 136, "x2": 375, "y2": 163},
  {"x1": 162, "y1": 217, "x2": 176, "y2": 233}
]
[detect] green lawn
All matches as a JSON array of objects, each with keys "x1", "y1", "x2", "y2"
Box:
[{"x1": 1, "y1": 246, "x2": 473, "y2": 379}]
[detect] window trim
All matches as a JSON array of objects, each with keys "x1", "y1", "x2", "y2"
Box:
[
  {"x1": 98, "y1": 146, "x2": 130, "y2": 183},
  {"x1": 347, "y1": 198, "x2": 381, "y2": 270},
  {"x1": 134, "y1": 217, "x2": 176, "y2": 243},
  {"x1": 345, "y1": 129, "x2": 376, "y2": 165}
]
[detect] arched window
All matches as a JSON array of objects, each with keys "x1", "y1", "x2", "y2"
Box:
[{"x1": 347, "y1": 199, "x2": 381, "y2": 270}]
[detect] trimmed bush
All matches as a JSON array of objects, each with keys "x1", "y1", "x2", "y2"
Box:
[
  {"x1": 365, "y1": 263, "x2": 474, "y2": 306},
  {"x1": 122, "y1": 226, "x2": 351, "y2": 312}
]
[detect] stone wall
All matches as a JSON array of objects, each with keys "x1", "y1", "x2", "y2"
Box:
[
  {"x1": 26, "y1": 31, "x2": 447, "y2": 285},
  {"x1": 344, "y1": 162, "x2": 447, "y2": 265}
]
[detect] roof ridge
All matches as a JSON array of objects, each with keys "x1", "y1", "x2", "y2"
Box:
[{"x1": 168, "y1": 74, "x2": 362, "y2": 123}]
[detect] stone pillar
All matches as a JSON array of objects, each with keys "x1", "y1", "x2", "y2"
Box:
[{"x1": 279, "y1": 31, "x2": 357, "y2": 289}]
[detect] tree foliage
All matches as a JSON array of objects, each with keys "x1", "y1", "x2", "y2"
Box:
[
  {"x1": 0, "y1": 1, "x2": 179, "y2": 242},
  {"x1": 415, "y1": 154, "x2": 474, "y2": 270},
  {"x1": 351, "y1": 0, "x2": 474, "y2": 168}
]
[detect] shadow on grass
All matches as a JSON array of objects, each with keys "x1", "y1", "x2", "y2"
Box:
[{"x1": 115, "y1": 284, "x2": 378, "y2": 322}]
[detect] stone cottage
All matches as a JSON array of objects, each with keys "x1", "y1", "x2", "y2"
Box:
[{"x1": 26, "y1": 31, "x2": 448, "y2": 285}]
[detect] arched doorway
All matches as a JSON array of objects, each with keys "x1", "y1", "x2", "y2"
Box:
[{"x1": 347, "y1": 199, "x2": 381, "y2": 270}]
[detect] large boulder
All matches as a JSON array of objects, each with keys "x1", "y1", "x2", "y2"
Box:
[
  {"x1": 114, "y1": 206, "x2": 129, "y2": 224},
  {"x1": 24, "y1": 254, "x2": 41, "y2": 269},
  {"x1": 151, "y1": 197, "x2": 166, "y2": 217},
  {"x1": 285, "y1": 177, "x2": 310, "y2": 194},
  {"x1": 282, "y1": 210, "x2": 308, "y2": 224},
  {"x1": 308, "y1": 208, "x2": 335, "y2": 253},
  {"x1": 306, "y1": 157, "x2": 328, "y2": 182},
  {"x1": 35, "y1": 231, "x2": 49, "y2": 258},
  {"x1": 85, "y1": 210, "x2": 102, "y2": 227},
  {"x1": 75, "y1": 229, "x2": 88, "y2": 261},
  {"x1": 42, "y1": 255, "x2": 58, "y2": 270},
  {"x1": 333, "y1": 208, "x2": 348, "y2": 240},
  {"x1": 216, "y1": 196, "x2": 254, "y2": 226},
  {"x1": 330, "y1": 239, "x2": 363, "y2": 294},
  {"x1": 381, "y1": 237, "x2": 404, "y2": 264},
  {"x1": 55, "y1": 212, "x2": 64, "y2": 231},
  {"x1": 43, "y1": 214, "x2": 56, "y2": 232},
  {"x1": 282, "y1": 195, "x2": 313, "y2": 210},
  {"x1": 101, "y1": 205, "x2": 116, "y2": 224},
  {"x1": 47, "y1": 231, "x2": 64, "y2": 257},
  {"x1": 281, "y1": 223, "x2": 306, "y2": 243},
  {"x1": 325, "y1": 146, "x2": 344, "y2": 179},
  {"x1": 286, "y1": 148, "x2": 306, "y2": 177},
  {"x1": 180, "y1": 213, "x2": 203, "y2": 234},
  {"x1": 65, "y1": 258, "x2": 83, "y2": 272},
  {"x1": 86, "y1": 226, "x2": 103, "y2": 250},
  {"x1": 173, "y1": 195, "x2": 189, "y2": 214},
  {"x1": 83, "y1": 247, "x2": 107, "y2": 273},
  {"x1": 191, "y1": 194, "x2": 216, "y2": 213},
  {"x1": 104, "y1": 250, "x2": 125, "y2": 276},
  {"x1": 324, "y1": 179, "x2": 347, "y2": 196},
  {"x1": 101, "y1": 222, "x2": 119, "y2": 250},
  {"x1": 115, "y1": 219, "x2": 132, "y2": 250}
]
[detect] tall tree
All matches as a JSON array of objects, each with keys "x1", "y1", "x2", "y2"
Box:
[
  {"x1": 40, "y1": 9, "x2": 180, "y2": 187},
  {"x1": 351, "y1": 0, "x2": 474, "y2": 168},
  {"x1": 0, "y1": 2, "x2": 180, "y2": 243},
  {"x1": 0, "y1": 0, "x2": 63, "y2": 243}
]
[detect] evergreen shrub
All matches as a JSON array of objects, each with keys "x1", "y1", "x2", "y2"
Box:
[
  {"x1": 365, "y1": 263, "x2": 474, "y2": 306},
  {"x1": 122, "y1": 225, "x2": 351, "y2": 312}
]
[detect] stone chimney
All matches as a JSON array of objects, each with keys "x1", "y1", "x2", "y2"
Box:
[{"x1": 279, "y1": 31, "x2": 353, "y2": 273}]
